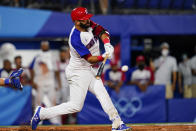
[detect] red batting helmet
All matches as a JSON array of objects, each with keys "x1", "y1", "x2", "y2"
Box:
[{"x1": 71, "y1": 7, "x2": 93, "y2": 21}]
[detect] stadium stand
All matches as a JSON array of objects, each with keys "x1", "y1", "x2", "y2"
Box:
[{"x1": 0, "y1": 0, "x2": 195, "y2": 14}]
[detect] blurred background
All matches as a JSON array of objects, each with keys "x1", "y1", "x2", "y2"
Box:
[{"x1": 0, "y1": 0, "x2": 196, "y2": 126}]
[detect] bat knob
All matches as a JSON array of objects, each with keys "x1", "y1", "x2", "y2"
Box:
[{"x1": 96, "y1": 76, "x2": 101, "y2": 80}]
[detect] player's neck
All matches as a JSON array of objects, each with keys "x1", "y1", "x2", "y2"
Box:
[{"x1": 75, "y1": 25, "x2": 87, "y2": 32}]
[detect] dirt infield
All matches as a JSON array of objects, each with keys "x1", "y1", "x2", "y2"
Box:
[{"x1": 1, "y1": 124, "x2": 196, "y2": 131}]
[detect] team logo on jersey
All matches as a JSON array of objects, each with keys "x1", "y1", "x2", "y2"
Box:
[
  {"x1": 86, "y1": 39, "x2": 95, "y2": 49},
  {"x1": 85, "y1": 9, "x2": 88, "y2": 14},
  {"x1": 112, "y1": 97, "x2": 142, "y2": 118}
]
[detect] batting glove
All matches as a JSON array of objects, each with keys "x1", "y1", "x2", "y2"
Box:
[
  {"x1": 104, "y1": 43, "x2": 114, "y2": 58},
  {"x1": 102, "y1": 52, "x2": 112, "y2": 60},
  {"x1": 9, "y1": 68, "x2": 24, "y2": 90}
]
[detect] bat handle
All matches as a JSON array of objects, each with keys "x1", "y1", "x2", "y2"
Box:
[
  {"x1": 95, "y1": 54, "x2": 109, "y2": 80},
  {"x1": 103, "y1": 54, "x2": 109, "y2": 64}
]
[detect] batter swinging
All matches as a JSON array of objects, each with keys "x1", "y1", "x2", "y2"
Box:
[{"x1": 31, "y1": 7, "x2": 131, "y2": 131}]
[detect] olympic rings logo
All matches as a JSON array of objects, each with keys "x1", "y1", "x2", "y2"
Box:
[{"x1": 112, "y1": 97, "x2": 143, "y2": 118}]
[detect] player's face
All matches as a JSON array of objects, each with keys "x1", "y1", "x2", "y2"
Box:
[
  {"x1": 111, "y1": 65, "x2": 118, "y2": 72},
  {"x1": 4, "y1": 61, "x2": 11, "y2": 71},
  {"x1": 15, "y1": 58, "x2": 22, "y2": 67},
  {"x1": 78, "y1": 19, "x2": 90, "y2": 29},
  {"x1": 60, "y1": 51, "x2": 66, "y2": 62},
  {"x1": 137, "y1": 61, "x2": 145, "y2": 70},
  {"x1": 41, "y1": 44, "x2": 49, "y2": 51}
]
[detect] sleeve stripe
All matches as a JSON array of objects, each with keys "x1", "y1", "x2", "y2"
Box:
[{"x1": 86, "y1": 39, "x2": 95, "y2": 49}]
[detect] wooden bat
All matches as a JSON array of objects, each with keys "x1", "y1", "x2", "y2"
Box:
[{"x1": 96, "y1": 54, "x2": 109, "y2": 80}]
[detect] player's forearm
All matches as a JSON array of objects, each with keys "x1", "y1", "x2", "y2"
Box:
[
  {"x1": 86, "y1": 56, "x2": 104, "y2": 64},
  {"x1": 150, "y1": 60, "x2": 155, "y2": 72},
  {"x1": 0, "y1": 78, "x2": 10, "y2": 86},
  {"x1": 100, "y1": 33, "x2": 109, "y2": 41},
  {"x1": 0, "y1": 78, "x2": 5, "y2": 86}
]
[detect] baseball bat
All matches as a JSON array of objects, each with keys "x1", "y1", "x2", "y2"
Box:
[{"x1": 96, "y1": 54, "x2": 109, "y2": 80}]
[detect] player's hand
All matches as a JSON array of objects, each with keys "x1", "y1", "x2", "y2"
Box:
[
  {"x1": 9, "y1": 68, "x2": 24, "y2": 90},
  {"x1": 102, "y1": 52, "x2": 112, "y2": 59},
  {"x1": 104, "y1": 43, "x2": 114, "y2": 58}
]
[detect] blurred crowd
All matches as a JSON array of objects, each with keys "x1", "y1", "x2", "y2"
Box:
[
  {"x1": 103, "y1": 42, "x2": 196, "y2": 100},
  {"x1": 0, "y1": 0, "x2": 195, "y2": 14},
  {"x1": 0, "y1": 40, "x2": 196, "y2": 124},
  {"x1": 0, "y1": 41, "x2": 75, "y2": 125}
]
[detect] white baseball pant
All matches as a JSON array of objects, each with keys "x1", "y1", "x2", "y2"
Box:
[{"x1": 39, "y1": 66, "x2": 123, "y2": 128}]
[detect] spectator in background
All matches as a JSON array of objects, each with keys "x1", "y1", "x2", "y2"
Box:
[
  {"x1": 14, "y1": 56, "x2": 22, "y2": 70},
  {"x1": 99, "y1": 0, "x2": 109, "y2": 14},
  {"x1": 0, "y1": 59, "x2": 13, "y2": 78},
  {"x1": 178, "y1": 54, "x2": 192, "y2": 98},
  {"x1": 151, "y1": 42, "x2": 177, "y2": 99},
  {"x1": 29, "y1": 41, "x2": 59, "y2": 124},
  {"x1": 190, "y1": 46, "x2": 196, "y2": 98},
  {"x1": 105, "y1": 61, "x2": 125, "y2": 93},
  {"x1": 14, "y1": 56, "x2": 31, "y2": 85},
  {"x1": 128, "y1": 55, "x2": 152, "y2": 92}
]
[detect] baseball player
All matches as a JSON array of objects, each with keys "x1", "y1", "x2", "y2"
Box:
[
  {"x1": 30, "y1": 41, "x2": 59, "y2": 124},
  {"x1": 30, "y1": 41, "x2": 56, "y2": 107},
  {"x1": 31, "y1": 7, "x2": 131, "y2": 131},
  {"x1": 0, "y1": 68, "x2": 23, "y2": 90}
]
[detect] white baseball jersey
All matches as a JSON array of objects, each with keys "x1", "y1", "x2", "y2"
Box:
[
  {"x1": 109, "y1": 71, "x2": 123, "y2": 82},
  {"x1": 0, "y1": 69, "x2": 13, "y2": 78},
  {"x1": 68, "y1": 27, "x2": 100, "y2": 70},
  {"x1": 154, "y1": 56, "x2": 177, "y2": 85},
  {"x1": 190, "y1": 55, "x2": 196, "y2": 84},
  {"x1": 30, "y1": 51, "x2": 55, "y2": 86},
  {"x1": 131, "y1": 69, "x2": 151, "y2": 84},
  {"x1": 178, "y1": 61, "x2": 192, "y2": 85}
]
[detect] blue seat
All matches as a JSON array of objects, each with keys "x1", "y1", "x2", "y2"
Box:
[
  {"x1": 123, "y1": 0, "x2": 135, "y2": 8},
  {"x1": 184, "y1": 0, "x2": 193, "y2": 9},
  {"x1": 173, "y1": 0, "x2": 184, "y2": 9},
  {"x1": 138, "y1": 0, "x2": 148, "y2": 8},
  {"x1": 64, "y1": 0, "x2": 98, "y2": 5},
  {"x1": 161, "y1": 0, "x2": 171, "y2": 9},
  {"x1": 65, "y1": 0, "x2": 78, "y2": 4},
  {"x1": 82, "y1": 0, "x2": 98, "y2": 4},
  {"x1": 149, "y1": 0, "x2": 160, "y2": 8}
]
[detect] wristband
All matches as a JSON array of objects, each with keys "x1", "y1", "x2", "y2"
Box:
[
  {"x1": 103, "y1": 37, "x2": 110, "y2": 44},
  {"x1": 97, "y1": 56, "x2": 104, "y2": 62},
  {"x1": 5, "y1": 78, "x2": 10, "y2": 85}
]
